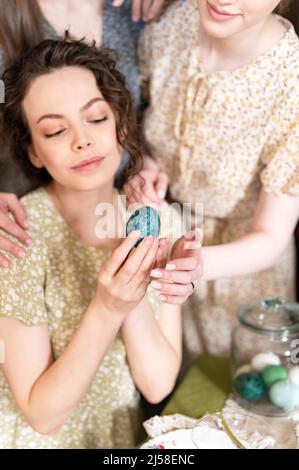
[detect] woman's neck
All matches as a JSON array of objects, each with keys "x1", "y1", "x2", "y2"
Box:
[
  {"x1": 46, "y1": 181, "x2": 123, "y2": 249},
  {"x1": 38, "y1": 0, "x2": 104, "y2": 46},
  {"x1": 199, "y1": 14, "x2": 287, "y2": 73}
]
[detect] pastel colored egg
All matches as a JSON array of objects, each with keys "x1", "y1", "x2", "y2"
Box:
[
  {"x1": 289, "y1": 366, "x2": 299, "y2": 388},
  {"x1": 126, "y1": 206, "x2": 161, "y2": 247},
  {"x1": 269, "y1": 381, "x2": 299, "y2": 411},
  {"x1": 261, "y1": 365, "x2": 288, "y2": 389},
  {"x1": 233, "y1": 372, "x2": 266, "y2": 401},
  {"x1": 251, "y1": 352, "x2": 281, "y2": 372}
]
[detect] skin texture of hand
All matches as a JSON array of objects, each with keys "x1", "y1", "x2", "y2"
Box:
[
  {"x1": 123, "y1": 169, "x2": 169, "y2": 207},
  {"x1": 150, "y1": 228, "x2": 203, "y2": 304},
  {"x1": 96, "y1": 229, "x2": 160, "y2": 315},
  {"x1": 112, "y1": 0, "x2": 165, "y2": 22},
  {"x1": 0, "y1": 193, "x2": 32, "y2": 267}
]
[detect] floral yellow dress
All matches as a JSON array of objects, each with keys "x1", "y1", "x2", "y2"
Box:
[
  {"x1": 0, "y1": 187, "x2": 168, "y2": 449},
  {"x1": 139, "y1": 0, "x2": 299, "y2": 363}
]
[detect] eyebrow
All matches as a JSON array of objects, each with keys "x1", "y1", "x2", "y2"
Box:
[{"x1": 36, "y1": 97, "x2": 104, "y2": 124}]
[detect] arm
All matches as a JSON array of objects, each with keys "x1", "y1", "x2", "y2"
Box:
[
  {"x1": 112, "y1": 0, "x2": 166, "y2": 22},
  {"x1": 0, "y1": 300, "x2": 124, "y2": 436},
  {"x1": 0, "y1": 193, "x2": 32, "y2": 267},
  {"x1": 149, "y1": 190, "x2": 299, "y2": 302},
  {"x1": 0, "y1": 230, "x2": 159, "y2": 435},
  {"x1": 122, "y1": 295, "x2": 181, "y2": 403},
  {"x1": 201, "y1": 189, "x2": 299, "y2": 280}
]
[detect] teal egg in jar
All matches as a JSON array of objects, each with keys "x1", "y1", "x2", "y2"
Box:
[{"x1": 232, "y1": 298, "x2": 299, "y2": 417}]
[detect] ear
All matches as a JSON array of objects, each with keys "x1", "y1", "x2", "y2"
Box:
[{"x1": 28, "y1": 144, "x2": 44, "y2": 169}]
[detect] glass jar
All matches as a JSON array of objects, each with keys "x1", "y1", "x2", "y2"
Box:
[{"x1": 231, "y1": 298, "x2": 299, "y2": 417}]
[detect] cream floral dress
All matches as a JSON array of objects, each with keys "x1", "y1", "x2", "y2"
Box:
[
  {"x1": 139, "y1": 0, "x2": 299, "y2": 363},
  {"x1": 0, "y1": 186, "x2": 171, "y2": 449}
]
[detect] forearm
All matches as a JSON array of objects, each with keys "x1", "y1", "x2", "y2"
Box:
[
  {"x1": 201, "y1": 230, "x2": 291, "y2": 281},
  {"x1": 27, "y1": 299, "x2": 123, "y2": 434},
  {"x1": 122, "y1": 297, "x2": 181, "y2": 403}
]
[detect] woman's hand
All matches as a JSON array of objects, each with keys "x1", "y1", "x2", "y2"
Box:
[
  {"x1": 96, "y1": 230, "x2": 160, "y2": 316},
  {"x1": 150, "y1": 229, "x2": 203, "y2": 304},
  {"x1": 112, "y1": 0, "x2": 165, "y2": 22},
  {"x1": 123, "y1": 169, "x2": 169, "y2": 206},
  {"x1": 0, "y1": 193, "x2": 32, "y2": 267}
]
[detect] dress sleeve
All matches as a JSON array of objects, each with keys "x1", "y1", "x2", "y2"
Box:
[
  {"x1": 260, "y1": 91, "x2": 299, "y2": 196},
  {"x1": 0, "y1": 233, "x2": 48, "y2": 326}
]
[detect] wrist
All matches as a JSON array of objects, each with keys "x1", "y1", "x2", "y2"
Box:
[{"x1": 89, "y1": 296, "x2": 126, "y2": 325}]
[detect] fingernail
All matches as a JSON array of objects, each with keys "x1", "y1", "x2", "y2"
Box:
[
  {"x1": 23, "y1": 219, "x2": 29, "y2": 228},
  {"x1": 184, "y1": 241, "x2": 202, "y2": 250},
  {"x1": 159, "y1": 295, "x2": 167, "y2": 301},
  {"x1": 129, "y1": 230, "x2": 141, "y2": 239},
  {"x1": 151, "y1": 269, "x2": 163, "y2": 278},
  {"x1": 184, "y1": 231, "x2": 194, "y2": 239},
  {"x1": 195, "y1": 228, "x2": 203, "y2": 240},
  {"x1": 17, "y1": 250, "x2": 26, "y2": 259},
  {"x1": 132, "y1": 15, "x2": 138, "y2": 21},
  {"x1": 25, "y1": 238, "x2": 32, "y2": 246},
  {"x1": 165, "y1": 264, "x2": 176, "y2": 271},
  {"x1": 2, "y1": 260, "x2": 10, "y2": 268},
  {"x1": 157, "y1": 189, "x2": 166, "y2": 199},
  {"x1": 145, "y1": 236, "x2": 153, "y2": 245},
  {"x1": 150, "y1": 281, "x2": 162, "y2": 290}
]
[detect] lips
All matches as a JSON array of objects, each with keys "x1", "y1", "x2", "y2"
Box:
[
  {"x1": 207, "y1": 2, "x2": 241, "y2": 19},
  {"x1": 71, "y1": 156, "x2": 104, "y2": 170}
]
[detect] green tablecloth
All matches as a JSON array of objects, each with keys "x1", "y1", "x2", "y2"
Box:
[{"x1": 162, "y1": 355, "x2": 232, "y2": 419}]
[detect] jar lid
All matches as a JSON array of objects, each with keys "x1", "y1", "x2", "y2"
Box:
[{"x1": 237, "y1": 298, "x2": 299, "y2": 336}]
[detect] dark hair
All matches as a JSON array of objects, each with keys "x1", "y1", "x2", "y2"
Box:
[
  {"x1": 1, "y1": 36, "x2": 143, "y2": 190},
  {"x1": 275, "y1": 0, "x2": 292, "y2": 14},
  {"x1": 0, "y1": 0, "x2": 44, "y2": 66}
]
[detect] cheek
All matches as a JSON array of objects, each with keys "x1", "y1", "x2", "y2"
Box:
[
  {"x1": 32, "y1": 136, "x2": 66, "y2": 168},
  {"x1": 244, "y1": 0, "x2": 279, "y2": 17}
]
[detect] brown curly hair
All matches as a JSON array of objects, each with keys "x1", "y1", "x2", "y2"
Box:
[
  {"x1": 1, "y1": 36, "x2": 143, "y2": 190},
  {"x1": 275, "y1": 0, "x2": 292, "y2": 14}
]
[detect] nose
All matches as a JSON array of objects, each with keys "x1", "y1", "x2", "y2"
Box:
[{"x1": 71, "y1": 127, "x2": 94, "y2": 152}]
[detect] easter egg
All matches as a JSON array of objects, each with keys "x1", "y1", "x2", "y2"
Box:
[
  {"x1": 126, "y1": 206, "x2": 160, "y2": 247},
  {"x1": 233, "y1": 372, "x2": 266, "y2": 401},
  {"x1": 269, "y1": 380, "x2": 299, "y2": 411},
  {"x1": 251, "y1": 352, "x2": 281, "y2": 372},
  {"x1": 261, "y1": 365, "x2": 288, "y2": 389},
  {"x1": 289, "y1": 366, "x2": 299, "y2": 388}
]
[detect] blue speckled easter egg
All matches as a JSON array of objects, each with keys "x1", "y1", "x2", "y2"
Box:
[
  {"x1": 261, "y1": 365, "x2": 288, "y2": 389},
  {"x1": 234, "y1": 372, "x2": 266, "y2": 401},
  {"x1": 126, "y1": 206, "x2": 161, "y2": 247},
  {"x1": 269, "y1": 381, "x2": 299, "y2": 411}
]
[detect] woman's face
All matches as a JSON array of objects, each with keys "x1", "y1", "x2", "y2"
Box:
[
  {"x1": 23, "y1": 66, "x2": 122, "y2": 192},
  {"x1": 198, "y1": 0, "x2": 282, "y2": 38}
]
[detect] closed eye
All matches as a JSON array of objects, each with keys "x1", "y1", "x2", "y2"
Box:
[
  {"x1": 45, "y1": 129, "x2": 65, "y2": 138},
  {"x1": 44, "y1": 117, "x2": 107, "y2": 138},
  {"x1": 88, "y1": 117, "x2": 108, "y2": 124}
]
